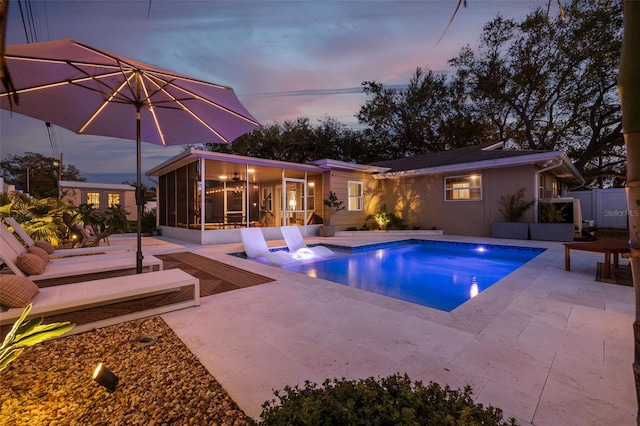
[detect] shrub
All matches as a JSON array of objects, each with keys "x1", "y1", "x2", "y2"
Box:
[
  {"x1": 498, "y1": 188, "x2": 534, "y2": 222},
  {"x1": 140, "y1": 208, "x2": 158, "y2": 234},
  {"x1": 258, "y1": 373, "x2": 517, "y2": 425},
  {"x1": 367, "y1": 206, "x2": 406, "y2": 230}
]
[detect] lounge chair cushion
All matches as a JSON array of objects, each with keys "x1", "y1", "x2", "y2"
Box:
[
  {"x1": 0, "y1": 275, "x2": 39, "y2": 308},
  {"x1": 27, "y1": 246, "x2": 50, "y2": 263},
  {"x1": 34, "y1": 240, "x2": 55, "y2": 254},
  {"x1": 16, "y1": 253, "x2": 46, "y2": 275}
]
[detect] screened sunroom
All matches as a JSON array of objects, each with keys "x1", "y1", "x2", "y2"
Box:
[{"x1": 146, "y1": 148, "x2": 326, "y2": 244}]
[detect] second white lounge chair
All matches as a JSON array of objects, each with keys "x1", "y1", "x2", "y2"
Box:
[
  {"x1": 280, "y1": 226, "x2": 335, "y2": 258},
  {"x1": 0, "y1": 223, "x2": 162, "y2": 282},
  {"x1": 240, "y1": 228, "x2": 294, "y2": 265},
  {"x1": 4, "y1": 217, "x2": 133, "y2": 257}
]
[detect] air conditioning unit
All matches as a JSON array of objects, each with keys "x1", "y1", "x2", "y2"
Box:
[{"x1": 539, "y1": 197, "x2": 583, "y2": 237}]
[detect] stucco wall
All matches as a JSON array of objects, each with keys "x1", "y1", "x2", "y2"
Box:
[{"x1": 370, "y1": 165, "x2": 537, "y2": 237}]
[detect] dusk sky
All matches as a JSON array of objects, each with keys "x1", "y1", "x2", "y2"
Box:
[{"x1": 1, "y1": 0, "x2": 548, "y2": 182}]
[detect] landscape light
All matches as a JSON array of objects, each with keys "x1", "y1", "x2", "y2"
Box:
[{"x1": 92, "y1": 363, "x2": 119, "y2": 392}]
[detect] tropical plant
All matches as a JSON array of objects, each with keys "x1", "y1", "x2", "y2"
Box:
[
  {"x1": 77, "y1": 203, "x2": 130, "y2": 247},
  {"x1": 0, "y1": 192, "x2": 75, "y2": 246},
  {"x1": 1, "y1": 304, "x2": 74, "y2": 372},
  {"x1": 367, "y1": 205, "x2": 406, "y2": 231},
  {"x1": 322, "y1": 191, "x2": 345, "y2": 226},
  {"x1": 258, "y1": 373, "x2": 516, "y2": 425},
  {"x1": 139, "y1": 208, "x2": 158, "y2": 235},
  {"x1": 497, "y1": 188, "x2": 534, "y2": 222},
  {"x1": 538, "y1": 203, "x2": 568, "y2": 224}
]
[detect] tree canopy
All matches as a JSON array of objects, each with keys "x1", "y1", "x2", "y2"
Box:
[
  {"x1": 208, "y1": 1, "x2": 623, "y2": 188},
  {"x1": 0, "y1": 152, "x2": 85, "y2": 198},
  {"x1": 450, "y1": 0, "x2": 623, "y2": 186}
]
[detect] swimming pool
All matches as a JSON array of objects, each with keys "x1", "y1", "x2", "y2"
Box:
[{"x1": 279, "y1": 240, "x2": 545, "y2": 311}]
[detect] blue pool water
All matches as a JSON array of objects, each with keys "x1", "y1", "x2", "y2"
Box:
[{"x1": 280, "y1": 240, "x2": 545, "y2": 311}]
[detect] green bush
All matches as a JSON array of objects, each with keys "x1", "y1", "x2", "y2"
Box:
[
  {"x1": 258, "y1": 374, "x2": 517, "y2": 425},
  {"x1": 140, "y1": 208, "x2": 158, "y2": 234}
]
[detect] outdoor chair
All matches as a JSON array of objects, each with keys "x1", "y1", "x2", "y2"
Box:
[
  {"x1": 239, "y1": 228, "x2": 294, "y2": 265},
  {"x1": 280, "y1": 226, "x2": 335, "y2": 258},
  {"x1": 0, "y1": 222, "x2": 162, "y2": 283},
  {"x1": 3, "y1": 217, "x2": 133, "y2": 257}
]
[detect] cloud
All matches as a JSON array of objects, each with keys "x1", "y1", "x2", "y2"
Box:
[{"x1": 3, "y1": 0, "x2": 547, "y2": 176}]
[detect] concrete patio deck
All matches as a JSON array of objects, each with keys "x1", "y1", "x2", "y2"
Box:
[{"x1": 111, "y1": 232, "x2": 635, "y2": 425}]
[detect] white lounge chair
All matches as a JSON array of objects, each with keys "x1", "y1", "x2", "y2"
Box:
[
  {"x1": 239, "y1": 228, "x2": 294, "y2": 265},
  {"x1": 0, "y1": 223, "x2": 162, "y2": 282},
  {"x1": 4, "y1": 217, "x2": 133, "y2": 257},
  {"x1": 280, "y1": 226, "x2": 335, "y2": 258},
  {"x1": 0, "y1": 268, "x2": 199, "y2": 336}
]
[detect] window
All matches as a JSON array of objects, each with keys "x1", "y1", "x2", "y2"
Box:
[
  {"x1": 444, "y1": 175, "x2": 482, "y2": 201},
  {"x1": 348, "y1": 181, "x2": 363, "y2": 211},
  {"x1": 87, "y1": 192, "x2": 100, "y2": 207},
  {"x1": 108, "y1": 193, "x2": 120, "y2": 207},
  {"x1": 307, "y1": 182, "x2": 315, "y2": 210}
]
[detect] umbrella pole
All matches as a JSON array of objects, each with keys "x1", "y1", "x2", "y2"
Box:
[{"x1": 136, "y1": 104, "x2": 143, "y2": 274}]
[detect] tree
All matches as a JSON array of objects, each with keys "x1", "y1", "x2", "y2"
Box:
[
  {"x1": 447, "y1": 0, "x2": 639, "y2": 419},
  {"x1": 0, "y1": 152, "x2": 85, "y2": 198},
  {"x1": 357, "y1": 67, "x2": 492, "y2": 157},
  {"x1": 450, "y1": 0, "x2": 623, "y2": 186},
  {"x1": 200, "y1": 116, "x2": 374, "y2": 164}
]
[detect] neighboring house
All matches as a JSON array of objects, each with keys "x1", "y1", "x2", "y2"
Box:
[
  {"x1": 59, "y1": 180, "x2": 137, "y2": 221},
  {"x1": 146, "y1": 143, "x2": 584, "y2": 244}
]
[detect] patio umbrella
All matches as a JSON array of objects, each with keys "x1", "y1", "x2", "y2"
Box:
[{"x1": 0, "y1": 38, "x2": 261, "y2": 273}]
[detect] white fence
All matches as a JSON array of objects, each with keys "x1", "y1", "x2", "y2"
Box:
[{"x1": 568, "y1": 188, "x2": 630, "y2": 229}]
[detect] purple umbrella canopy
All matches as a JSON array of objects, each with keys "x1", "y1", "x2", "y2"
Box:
[{"x1": 0, "y1": 38, "x2": 261, "y2": 272}]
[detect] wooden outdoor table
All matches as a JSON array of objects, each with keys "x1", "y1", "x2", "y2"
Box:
[{"x1": 564, "y1": 241, "x2": 630, "y2": 279}]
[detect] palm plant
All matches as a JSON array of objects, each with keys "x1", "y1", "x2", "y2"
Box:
[
  {"x1": 1, "y1": 304, "x2": 74, "y2": 372},
  {"x1": 0, "y1": 192, "x2": 74, "y2": 246}
]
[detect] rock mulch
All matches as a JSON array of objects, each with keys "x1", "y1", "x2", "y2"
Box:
[{"x1": 0, "y1": 316, "x2": 252, "y2": 425}]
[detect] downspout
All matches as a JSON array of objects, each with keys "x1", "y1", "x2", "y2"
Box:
[{"x1": 533, "y1": 159, "x2": 563, "y2": 223}]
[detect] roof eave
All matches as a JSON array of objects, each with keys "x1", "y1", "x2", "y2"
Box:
[
  {"x1": 373, "y1": 151, "x2": 585, "y2": 184},
  {"x1": 312, "y1": 158, "x2": 390, "y2": 173},
  {"x1": 146, "y1": 148, "x2": 326, "y2": 176}
]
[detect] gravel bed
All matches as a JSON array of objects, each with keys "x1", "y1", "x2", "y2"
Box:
[{"x1": 0, "y1": 316, "x2": 252, "y2": 425}]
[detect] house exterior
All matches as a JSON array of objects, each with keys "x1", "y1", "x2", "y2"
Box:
[
  {"x1": 368, "y1": 142, "x2": 585, "y2": 237},
  {"x1": 59, "y1": 180, "x2": 137, "y2": 221},
  {"x1": 146, "y1": 143, "x2": 584, "y2": 243}
]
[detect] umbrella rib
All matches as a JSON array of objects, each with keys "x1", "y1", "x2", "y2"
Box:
[
  {"x1": 146, "y1": 72, "x2": 260, "y2": 127},
  {"x1": 144, "y1": 75, "x2": 227, "y2": 143},
  {"x1": 139, "y1": 76, "x2": 168, "y2": 146},
  {"x1": 78, "y1": 74, "x2": 135, "y2": 133}
]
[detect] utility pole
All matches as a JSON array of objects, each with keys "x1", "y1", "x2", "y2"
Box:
[
  {"x1": 58, "y1": 153, "x2": 63, "y2": 182},
  {"x1": 54, "y1": 153, "x2": 63, "y2": 198}
]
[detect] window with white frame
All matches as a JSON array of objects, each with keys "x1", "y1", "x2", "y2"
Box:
[
  {"x1": 87, "y1": 192, "x2": 100, "y2": 207},
  {"x1": 348, "y1": 181, "x2": 363, "y2": 211},
  {"x1": 108, "y1": 193, "x2": 120, "y2": 207},
  {"x1": 444, "y1": 175, "x2": 482, "y2": 201}
]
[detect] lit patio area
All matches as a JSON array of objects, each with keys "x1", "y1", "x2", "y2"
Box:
[{"x1": 111, "y1": 232, "x2": 635, "y2": 425}]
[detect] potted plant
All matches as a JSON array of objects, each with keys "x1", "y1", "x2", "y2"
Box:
[
  {"x1": 529, "y1": 202, "x2": 575, "y2": 241},
  {"x1": 319, "y1": 191, "x2": 345, "y2": 237},
  {"x1": 491, "y1": 188, "x2": 534, "y2": 239}
]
